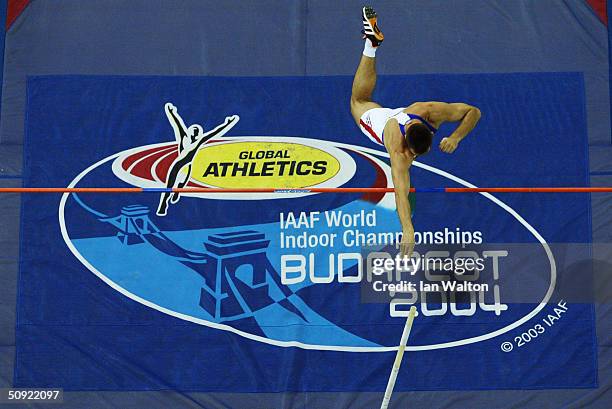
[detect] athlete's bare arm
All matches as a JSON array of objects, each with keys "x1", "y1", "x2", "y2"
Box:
[
  {"x1": 389, "y1": 151, "x2": 414, "y2": 257},
  {"x1": 384, "y1": 125, "x2": 415, "y2": 256},
  {"x1": 409, "y1": 102, "x2": 481, "y2": 153},
  {"x1": 196, "y1": 115, "x2": 240, "y2": 147},
  {"x1": 164, "y1": 103, "x2": 189, "y2": 141}
]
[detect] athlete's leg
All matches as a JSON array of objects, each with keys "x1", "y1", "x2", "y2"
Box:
[
  {"x1": 350, "y1": 55, "x2": 381, "y2": 124},
  {"x1": 170, "y1": 165, "x2": 191, "y2": 204},
  {"x1": 156, "y1": 159, "x2": 186, "y2": 216},
  {"x1": 350, "y1": 6, "x2": 384, "y2": 125},
  {"x1": 176, "y1": 165, "x2": 191, "y2": 188},
  {"x1": 157, "y1": 192, "x2": 171, "y2": 216}
]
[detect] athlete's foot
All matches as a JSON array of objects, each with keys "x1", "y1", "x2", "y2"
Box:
[
  {"x1": 170, "y1": 192, "x2": 181, "y2": 204},
  {"x1": 362, "y1": 5, "x2": 384, "y2": 47}
]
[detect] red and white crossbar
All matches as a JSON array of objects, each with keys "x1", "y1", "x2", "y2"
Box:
[{"x1": 1, "y1": 187, "x2": 612, "y2": 193}]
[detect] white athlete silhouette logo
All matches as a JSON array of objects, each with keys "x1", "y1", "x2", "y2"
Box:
[{"x1": 156, "y1": 103, "x2": 240, "y2": 216}]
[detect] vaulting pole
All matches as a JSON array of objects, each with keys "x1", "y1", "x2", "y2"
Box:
[{"x1": 380, "y1": 306, "x2": 417, "y2": 409}]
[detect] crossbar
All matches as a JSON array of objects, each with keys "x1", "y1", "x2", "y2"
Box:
[{"x1": 1, "y1": 187, "x2": 611, "y2": 193}]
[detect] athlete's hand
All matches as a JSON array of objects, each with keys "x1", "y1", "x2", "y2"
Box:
[
  {"x1": 399, "y1": 232, "x2": 415, "y2": 259},
  {"x1": 400, "y1": 241, "x2": 414, "y2": 260},
  {"x1": 439, "y1": 137, "x2": 459, "y2": 153}
]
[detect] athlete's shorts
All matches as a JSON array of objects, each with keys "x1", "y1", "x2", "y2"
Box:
[{"x1": 358, "y1": 107, "x2": 406, "y2": 146}]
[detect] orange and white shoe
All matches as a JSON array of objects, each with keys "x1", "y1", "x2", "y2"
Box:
[{"x1": 362, "y1": 6, "x2": 384, "y2": 47}]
